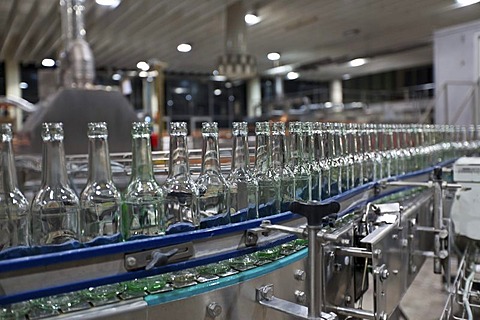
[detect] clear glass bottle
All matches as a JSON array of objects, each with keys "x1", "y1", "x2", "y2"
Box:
[
  {"x1": 326, "y1": 123, "x2": 343, "y2": 196},
  {"x1": 196, "y1": 122, "x2": 229, "y2": 227},
  {"x1": 227, "y1": 122, "x2": 258, "y2": 222},
  {"x1": 287, "y1": 122, "x2": 311, "y2": 201},
  {"x1": 270, "y1": 122, "x2": 294, "y2": 212},
  {"x1": 163, "y1": 122, "x2": 199, "y2": 231},
  {"x1": 79, "y1": 122, "x2": 121, "y2": 242},
  {"x1": 360, "y1": 123, "x2": 374, "y2": 184},
  {"x1": 313, "y1": 122, "x2": 330, "y2": 200},
  {"x1": 254, "y1": 122, "x2": 280, "y2": 217},
  {"x1": 0, "y1": 124, "x2": 29, "y2": 249},
  {"x1": 123, "y1": 122, "x2": 164, "y2": 239},
  {"x1": 31, "y1": 122, "x2": 79, "y2": 245},
  {"x1": 369, "y1": 124, "x2": 383, "y2": 181},
  {"x1": 302, "y1": 122, "x2": 318, "y2": 200},
  {"x1": 349, "y1": 123, "x2": 363, "y2": 188}
]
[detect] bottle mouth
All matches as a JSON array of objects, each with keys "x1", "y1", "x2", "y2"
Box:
[
  {"x1": 170, "y1": 122, "x2": 188, "y2": 136},
  {"x1": 201, "y1": 122, "x2": 218, "y2": 136},
  {"x1": 88, "y1": 122, "x2": 108, "y2": 138},
  {"x1": 255, "y1": 121, "x2": 270, "y2": 135},
  {"x1": 132, "y1": 122, "x2": 152, "y2": 138},
  {"x1": 0, "y1": 123, "x2": 12, "y2": 142},
  {"x1": 42, "y1": 122, "x2": 64, "y2": 142},
  {"x1": 232, "y1": 121, "x2": 248, "y2": 136},
  {"x1": 271, "y1": 122, "x2": 285, "y2": 135}
]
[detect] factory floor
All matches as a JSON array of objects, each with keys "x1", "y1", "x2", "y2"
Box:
[{"x1": 400, "y1": 258, "x2": 449, "y2": 320}]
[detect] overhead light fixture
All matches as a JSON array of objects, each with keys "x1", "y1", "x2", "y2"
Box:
[
  {"x1": 264, "y1": 64, "x2": 293, "y2": 75},
  {"x1": 112, "y1": 73, "x2": 121, "y2": 81},
  {"x1": 138, "y1": 71, "x2": 149, "y2": 78},
  {"x1": 286, "y1": 72, "x2": 299, "y2": 80},
  {"x1": 214, "y1": 89, "x2": 222, "y2": 96},
  {"x1": 177, "y1": 43, "x2": 192, "y2": 53},
  {"x1": 267, "y1": 52, "x2": 281, "y2": 61},
  {"x1": 245, "y1": 13, "x2": 261, "y2": 25},
  {"x1": 342, "y1": 74, "x2": 351, "y2": 80},
  {"x1": 95, "y1": 0, "x2": 121, "y2": 8},
  {"x1": 136, "y1": 61, "x2": 150, "y2": 71},
  {"x1": 456, "y1": 0, "x2": 480, "y2": 6},
  {"x1": 41, "y1": 58, "x2": 55, "y2": 67},
  {"x1": 19, "y1": 82, "x2": 28, "y2": 90},
  {"x1": 348, "y1": 58, "x2": 367, "y2": 67}
]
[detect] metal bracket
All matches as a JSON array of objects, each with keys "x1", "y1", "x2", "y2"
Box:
[
  {"x1": 245, "y1": 220, "x2": 307, "y2": 247},
  {"x1": 256, "y1": 284, "x2": 337, "y2": 320},
  {"x1": 124, "y1": 242, "x2": 194, "y2": 271}
]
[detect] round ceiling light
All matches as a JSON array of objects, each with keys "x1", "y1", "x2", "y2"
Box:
[
  {"x1": 245, "y1": 13, "x2": 261, "y2": 25},
  {"x1": 286, "y1": 72, "x2": 299, "y2": 80},
  {"x1": 177, "y1": 43, "x2": 192, "y2": 53},
  {"x1": 456, "y1": 0, "x2": 480, "y2": 6},
  {"x1": 136, "y1": 61, "x2": 150, "y2": 71},
  {"x1": 348, "y1": 58, "x2": 367, "y2": 67},
  {"x1": 41, "y1": 58, "x2": 55, "y2": 67},
  {"x1": 267, "y1": 52, "x2": 281, "y2": 61}
]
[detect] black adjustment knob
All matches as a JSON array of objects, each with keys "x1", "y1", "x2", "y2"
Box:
[
  {"x1": 290, "y1": 201, "x2": 341, "y2": 226},
  {"x1": 433, "y1": 167, "x2": 442, "y2": 181}
]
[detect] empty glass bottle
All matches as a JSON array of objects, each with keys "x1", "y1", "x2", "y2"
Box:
[
  {"x1": 0, "y1": 124, "x2": 29, "y2": 249},
  {"x1": 327, "y1": 123, "x2": 344, "y2": 196},
  {"x1": 227, "y1": 122, "x2": 258, "y2": 222},
  {"x1": 302, "y1": 122, "x2": 317, "y2": 200},
  {"x1": 312, "y1": 122, "x2": 330, "y2": 200},
  {"x1": 196, "y1": 122, "x2": 229, "y2": 227},
  {"x1": 270, "y1": 122, "x2": 294, "y2": 212},
  {"x1": 123, "y1": 122, "x2": 164, "y2": 239},
  {"x1": 80, "y1": 122, "x2": 121, "y2": 242},
  {"x1": 163, "y1": 122, "x2": 199, "y2": 231},
  {"x1": 31, "y1": 122, "x2": 80, "y2": 245},
  {"x1": 287, "y1": 122, "x2": 311, "y2": 201},
  {"x1": 254, "y1": 122, "x2": 280, "y2": 216}
]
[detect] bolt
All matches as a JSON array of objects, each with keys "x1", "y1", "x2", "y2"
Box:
[
  {"x1": 344, "y1": 295, "x2": 352, "y2": 304},
  {"x1": 401, "y1": 239, "x2": 408, "y2": 247},
  {"x1": 126, "y1": 256, "x2": 137, "y2": 268},
  {"x1": 340, "y1": 238, "x2": 350, "y2": 245},
  {"x1": 295, "y1": 290, "x2": 306, "y2": 304},
  {"x1": 206, "y1": 302, "x2": 222, "y2": 318},
  {"x1": 392, "y1": 269, "x2": 399, "y2": 275},
  {"x1": 373, "y1": 249, "x2": 382, "y2": 260},
  {"x1": 392, "y1": 234, "x2": 398, "y2": 240},
  {"x1": 381, "y1": 269, "x2": 390, "y2": 280},
  {"x1": 260, "y1": 285, "x2": 274, "y2": 301},
  {"x1": 294, "y1": 269, "x2": 306, "y2": 281}
]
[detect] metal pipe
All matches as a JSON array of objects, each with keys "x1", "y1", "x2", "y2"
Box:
[
  {"x1": 385, "y1": 181, "x2": 433, "y2": 188},
  {"x1": 307, "y1": 226, "x2": 323, "y2": 318},
  {"x1": 433, "y1": 179, "x2": 443, "y2": 274},
  {"x1": 326, "y1": 305, "x2": 375, "y2": 320},
  {"x1": 464, "y1": 269, "x2": 475, "y2": 320},
  {"x1": 335, "y1": 247, "x2": 372, "y2": 259}
]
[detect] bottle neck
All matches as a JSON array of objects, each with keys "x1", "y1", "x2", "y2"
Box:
[
  {"x1": 0, "y1": 139, "x2": 18, "y2": 192},
  {"x1": 232, "y1": 134, "x2": 249, "y2": 172},
  {"x1": 333, "y1": 131, "x2": 343, "y2": 157},
  {"x1": 288, "y1": 132, "x2": 303, "y2": 166},
  {"x1": 313, "y1": 131, "x2": 326, "y2": 160},
  {"x1": 131, "y1": 136, "x2": 155, "y2": 181},
  {"x1": 255, "y1": 133, "x2": 270, "y2": 173},
  {"x1": 169, "y1": 135, "x2": 190, "y2": 178},
  {"x1": 271, "y1": 133, "x2": 287, "y2": 169},
  {"x1": 42, "y1": 140, "x2": 69, "y2": 186},
  {"x1": 201, "y1": 134, "x2": 221, "y2": 173},
  {"x1": 88, "y1": 136, "x2": 112, "y2": 183}
]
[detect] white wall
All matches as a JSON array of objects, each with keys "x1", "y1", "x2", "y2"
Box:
[{"x1": 434, "y1": 20, "x2": 480, "y2": 125}]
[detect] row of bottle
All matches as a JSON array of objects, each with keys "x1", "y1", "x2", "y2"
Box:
[{"x1": 0, "y1": 121, "x2": 478, "y2": 250}]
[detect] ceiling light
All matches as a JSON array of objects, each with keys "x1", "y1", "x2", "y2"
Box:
[
  {"x1": 286, "y1": 72, "x2": 299, "y2": 80},
  {"x1": 177, "y1": 43, "x2": 192, "y2": 53},
  {"x1": 267, "y1": 52, "x2": 281, "y2": 61},
  {"x1": 342, "y1": 74, "x2": 351, "y2": 80},
  {"x1": 348, "y1": 58, "x2": 367, "y2": 67},
  {"x1": 245, "y1": 13, "x2": 261, "y2": 25},
  {"x1": 112, "y1": 73, "x2": 121, "y2": 81},
  {"x1": 19, "y1": 82, "x2": 28, "y2": 90},
  {"x1": 214, "y1": 89, "x2": 222, "y2": 96},
  {"x1": 41, "y1": 58, "x2": 55, "y2": 67},
  {"x1": 95, "y1": 0, "x2": 121, "y2": 8},
  {"x1": 138, "y1": 71, "x2": 149, "y2": 78},
  {"x1": 136, "y1": 61, "x2": 149, "y2": 71},
  {"x1": 456, "y1": 0, "x2": 480, "y2": 6}
]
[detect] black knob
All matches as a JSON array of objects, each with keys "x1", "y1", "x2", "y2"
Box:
[
  {"x1": 433, "y1": 167, "x2": 442, "y2": 181},
  {"x1": 290, "y1": 201, "x2": 341, "y2": 226}
]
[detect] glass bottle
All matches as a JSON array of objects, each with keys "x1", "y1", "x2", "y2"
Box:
[
  {"x1": 305, "y1": 122, "x2": 319, "y2": 201},
  {"x1": 31, "y1": 122, "x2": 79, "y2": 245},
  {"x1": 360, "y1": 123, "x2": 374, "y2": 184},
  {"x1": 163, "y1": 122, "x2": 199, "y2": 231},
  {"x1": 123, "y1": 122, "x2": 164, "y2": 239},
  {"x1": 313, "y1": 122, "x2": 330, "y2": 200},
  {"x1": 349, "y1": 123, "x2": 362, "y2": 188},
  {"x1": 0, "y1": 124, "x2": 29, "y2": 249},
  {"x1": 254, "y1": 122, "x2": 280, "y2": 217},
  {"x1": 227, "y1": 122, "x2": 258, "y2": 222},
  {"x1": 270, "y1": 122, "x2": 294, "y2": 212},
  {"x1": 79, "y1": 122, "x2": 121, "y2": 242},
  {"x1": 326, "y1": 123, "x2": 343, "y2": 196},
  {"x1": 196, "y1": 122, "x2": 229, "y2": 227},
  {"x1": 287, "y1": 122, "x2": 311, "y2": 201},
  {"x1": 369, "y1": 124, "x2": 383, "y2": 181}
]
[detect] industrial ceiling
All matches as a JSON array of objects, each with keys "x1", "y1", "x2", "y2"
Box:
[{"x1": 1, "y1": 0, "x2": 480, "y2": 81}]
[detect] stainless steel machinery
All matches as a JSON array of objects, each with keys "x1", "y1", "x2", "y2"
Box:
[{"x1": 0, "y1": 149, "x2": 462, "y2": 320}]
